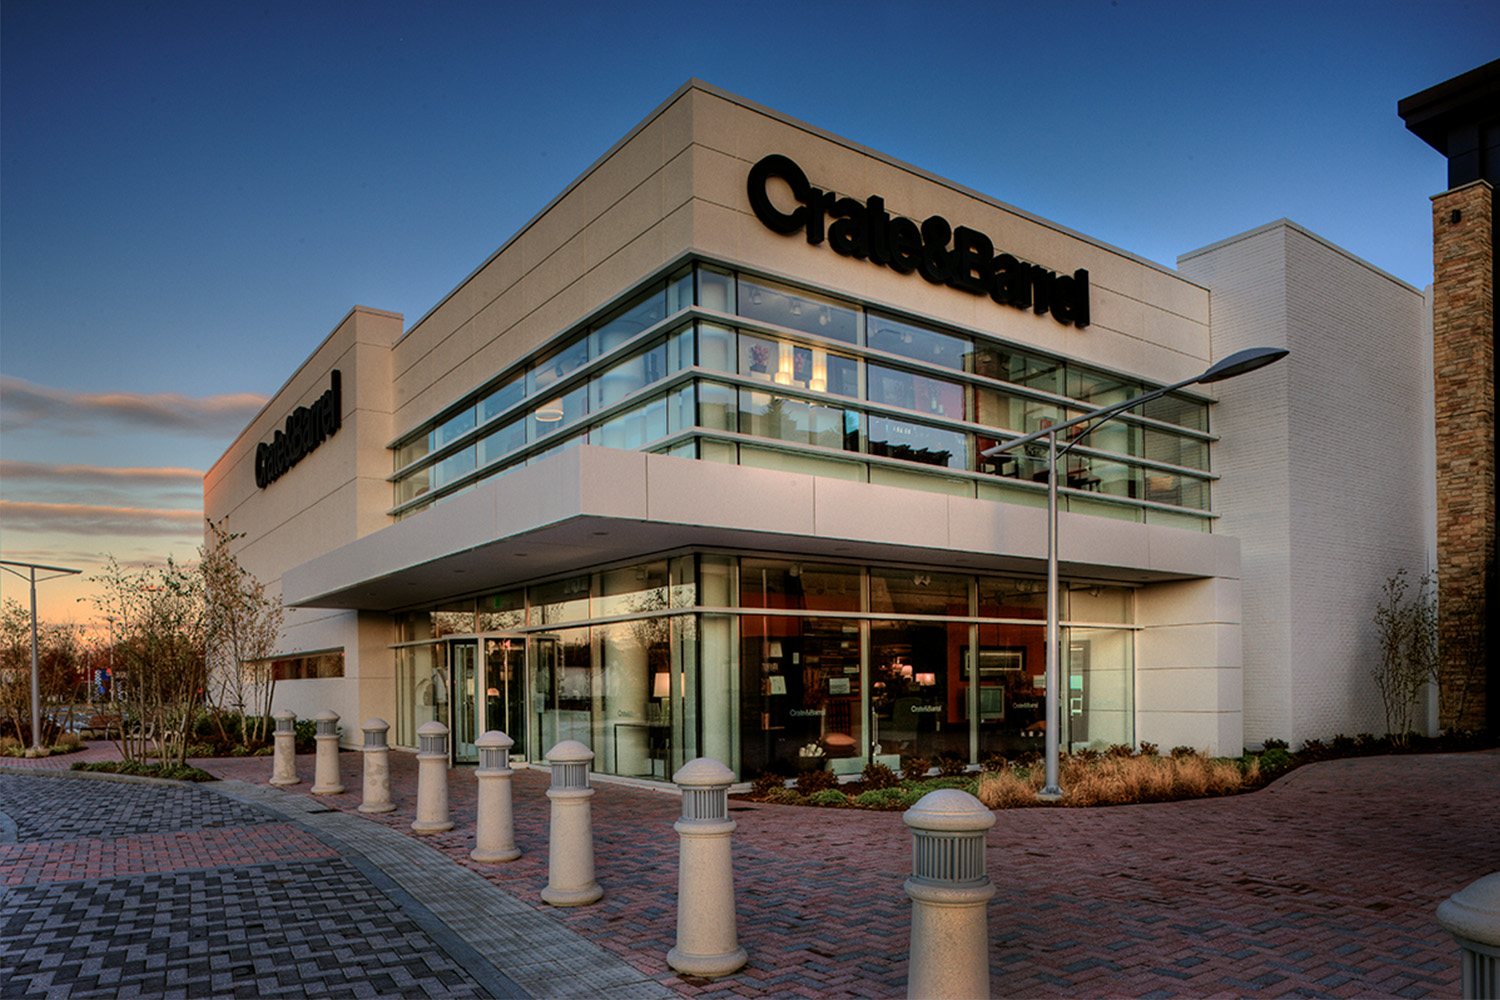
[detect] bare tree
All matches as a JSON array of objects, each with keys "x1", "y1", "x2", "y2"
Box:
[
  {"x1": 1372, "y1": 569, "x2": 1438, "y2": 746},
  {"x1": 90, "y1": 556, "x2": 208, "y2": 764},
  {"x1": 0, "y1": 599, "x2": 83, "y2": 745},
  {"x1": 200, "y1": 518, "x2": 283, "y2": 745}
]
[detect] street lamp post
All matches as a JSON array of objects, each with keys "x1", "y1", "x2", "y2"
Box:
[
  {"x1": 1, "y1": 560, "x2": 83, "y2": 755},
  {"x1": 982, "y1": 346, "x2": 1288, "y2": 801}
]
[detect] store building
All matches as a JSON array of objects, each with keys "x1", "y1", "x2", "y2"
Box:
[{"x1": 206, "y1": 80, "x2": 1431, "y2": 778}]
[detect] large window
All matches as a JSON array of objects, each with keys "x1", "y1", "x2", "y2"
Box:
[
  {"x1": 395, "y1": 555, "x2": 1133, "y2": 774},
  {"x1": 390, "y1": 262, "x2": 1216, "y2": 529}
]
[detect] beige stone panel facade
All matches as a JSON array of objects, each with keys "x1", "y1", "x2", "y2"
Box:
[
  {"x1": 686, "y1": 144, "x2": 746, "y2": 216},
  {"x1": 582, "y1": 114, "x2": 671, "y2": 224},
  {"x1": 520, "y1": 183, "x2": 589, "y2": 278},
  {"x1": 812, "y1": 477, "x2": 952, "y2": 550},
  {"x1": 1137, "y1": 577, "x2": 1243, "y2": 628},
  {"x1": 644, "y1": 452, "x2": 816, "y2": 536},
  {"x1": 1135, "y1": 708, "x2": 1242, "y2": 757},
  {"x1": 584, "y1": 169, "x2": 665, "y2": 272},
  {"x1": 583, "y1": 225, "x2": 670, "y2": 317}
]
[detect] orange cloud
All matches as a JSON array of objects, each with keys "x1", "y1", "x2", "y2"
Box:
[
  {"x1": 0, "y1": 376, "x2": 266, "y2": 436},
  {"x1": 0, "y1": 461, "x2": 204, "y2": 485},
  {"x1": 0, "y1": 501, "x2": 203, "y2": 537}
]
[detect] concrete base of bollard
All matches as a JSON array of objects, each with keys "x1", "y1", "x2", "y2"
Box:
[
  {"x1": 471, "y1": 845, "x2": 522, "y2": 863},
  {"x1": 540, "y1": 883, "x2": 603, "y2": 907},
  {"x1": 411, "y1": 816, "x2": 455, "y2": 834},
  {"x1": 666, "y1": 944, "x2": 748, "y2": 978}
]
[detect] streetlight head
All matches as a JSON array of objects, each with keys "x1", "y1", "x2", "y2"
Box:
[{"x1": 1196, "y1": 347, "x2": 1288, "y2": 384}]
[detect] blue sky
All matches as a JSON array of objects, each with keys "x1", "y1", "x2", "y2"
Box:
[{"x1": 2, "y1": 0, "x2": 1496, "y2": 623}]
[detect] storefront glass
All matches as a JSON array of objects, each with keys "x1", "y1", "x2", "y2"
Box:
[{"x1": 393, "y1": 556, "x2": 1136, "y2": 777}]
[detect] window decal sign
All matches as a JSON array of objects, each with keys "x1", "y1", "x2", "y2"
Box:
[
  {"x1": 255, "y1": 370, "x2": 341, "y2": 488},
  {"x1": 748, "y1": 153, "x2": 1089, "y2": 328}
]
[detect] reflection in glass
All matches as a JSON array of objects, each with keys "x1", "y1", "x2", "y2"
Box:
[
  {"x1": 739, "y1": 616, "x2": 862, "y2": 778},
  {"x1": 738, "y1": 276, "x2": 860, "y2": 344}
]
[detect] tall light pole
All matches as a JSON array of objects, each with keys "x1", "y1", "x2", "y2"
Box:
[
  {"x1": 1, "y1": 560, "x2": 83, "y2": 755},
  {"x1": 982, "y1": 346, "x2": 1288, "y2": 800}
]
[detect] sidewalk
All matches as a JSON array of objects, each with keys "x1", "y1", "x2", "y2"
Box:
[{"x1": 4, "y1": 743, "x2": 1497, "y2": 998}]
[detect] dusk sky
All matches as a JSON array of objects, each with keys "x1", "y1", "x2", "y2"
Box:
[{"x1": 2, "y1": 0, "x2": 1496, "y2": 627}]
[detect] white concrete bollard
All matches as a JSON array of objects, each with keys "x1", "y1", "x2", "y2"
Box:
[
  {"x1": 471, "y1": 730, "x2": 521, "y2": 863},
  {"x1": 666, "y1": 757, "x2": 747, "y2": 977},
  {"x1": 359, "y1": 718, "x2": 395, "y2": 814},
  {"x1": 411, "y1": 721, "x2": 454, "y2": 834},
  {"x1": 269, "y1": 710, "x2": 299, "y2": 786},
  {"x1": 1436, "y1": 872, "x2": 1500, "y2": 999},
  {"x1": 311, "y1": 710, "x2": 344, "y2": 795},
  {"x1": 903, "y1": 789, "x2": 996, "y2": 1000},
  {"x1": 541, "y1": 739, "x2": 602, "y2": 906}
]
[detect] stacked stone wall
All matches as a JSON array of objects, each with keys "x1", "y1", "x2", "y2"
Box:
[{"x1": 1431, "y1": 181, "x2": 1495, "y2": 731}]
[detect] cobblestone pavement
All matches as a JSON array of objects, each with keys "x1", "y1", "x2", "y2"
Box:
[
  {"x1": 5, "y1": 744, "x2": 1498, "y2": 999},
  {"x1": 0, "y1": 769, "x2": 523, "y2": 999}
]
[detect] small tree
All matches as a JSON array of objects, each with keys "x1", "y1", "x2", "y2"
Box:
[
  {"x1": 200, "y1": 517, "x2": 283, "y2": 745},
  {"x1": 1372, "y1": 569, "x2": 1438, "y2": 746},
  {"x1": 91, "y1": 556, "x2": 208, "y2": 764},
  {"x1": 0, "y1": 599, "x2": 84, "y2": 745}
]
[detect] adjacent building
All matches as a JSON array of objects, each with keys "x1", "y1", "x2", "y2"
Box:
[{"x1": 206, "y1": 80, "x2": 1432, "y2": 779}]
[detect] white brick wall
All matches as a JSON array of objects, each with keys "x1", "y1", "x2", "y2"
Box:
[{"x1": 1180, "y1": 221, "x2": 1433, "y2": 748}]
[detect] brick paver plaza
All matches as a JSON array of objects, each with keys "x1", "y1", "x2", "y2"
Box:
[{"x1": 3, "y1": 744, "x2": 1496, "y2": 998}]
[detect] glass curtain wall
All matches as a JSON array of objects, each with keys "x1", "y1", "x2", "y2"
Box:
[{"x1": 392, "y1": 554, "x2": 1134, "y2": 778}]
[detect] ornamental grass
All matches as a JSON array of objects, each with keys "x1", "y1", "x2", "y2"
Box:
[{"x1": 975, "y1": 752, "x2": 1254, "y2": 809}]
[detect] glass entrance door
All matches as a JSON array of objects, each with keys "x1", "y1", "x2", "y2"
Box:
[
  {"x1": 483, "y1": 636, "x2": 527, "y2": 760},
  {"x1": 451, "y1": 640, "x2": 480, "y2": 763}
]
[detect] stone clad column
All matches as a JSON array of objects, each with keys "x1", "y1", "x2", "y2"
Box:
[
  {"x1": 311, "y1": 710, "x2": 344, "y2": 795},
  {"x1": 471, "y1": 730, "x2": 521, "y2": 863},
  {"x1": 1431, "y1": 180, "x2": 1495, "y2": 732},
  {"x1": 269, "y1": 710, "x2": 298, "y2": 786},
  {"x1": 359, "y1": 719, "x2": 395, "y2": 814},
  {"x1": 666, "y1": 757, "x2": 747, "y2": 977},
  {"x1": 541, "y1": 740, "x2": 602, "y2": 906},
  {"x1": 903, "y1": 788, "x2": 996, "y2": 1000},
  {"x1": 412, "y1": 722, "x2": 454, "y2": 834}
]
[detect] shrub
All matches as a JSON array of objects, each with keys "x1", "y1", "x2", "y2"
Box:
[
  {"x1": 1299, "y1": 738, "x2": 1329, "y2": 761},
  {"x1": 808, "y1": 788, "x2": 850, "y2": 807},
  {"x1": 1259, "y1": 748, "x2": 1292, "y2": 774},
  {"x1": 854, "y1": 787, "x2": 908, "y2": 809},
  {"x1": 935, "y1": 753, "x2": 968, "y2": 777},
  {"x1": 1106, "y1": 743, "x2": 1136, "y2": 759},
  {"x1": 1170, "y1": 745, "x2": 1198, "y2": 760},
  {"x1": 796, "y1": 768, "x2": 838, "y2": 795},
  {"x1": 764, "y1": 787, "x2": 803, "y2": 805},
  {"x1": 229, "y1": 744, "x2": 251, "y2": 757},
  {"x1": 901, "y1": 756, "x2": 931, "y2": 781},
  {"x1": 294, "y1": 719, "x2": 318, "y2": 753},
  {"x1": 252, "y1": 745, "x2": 273, "y2": 756},
  {"x1": 186, "y1": 742, "x2": 216, "y2": 759},
  {"x1": 1137, "y1": 741, "x2": 1159, "y2": 757},
  {"x1": 751, "y1": 772, "x2": 787, "y2": 798},
  {"x1": 1014, "y1": 750, "x2": 1042, "y2": 767},
  {"x1": 860, "y1": 761, "x2": 900, "y2": 790},
  {"x1": 980, "y1": 752, "x2": 1009, "y2": 773},
  {"x1": 69, "y1": 761, "x2": 215, "y2": 782},
  {"x1": 1261, "y1": 738, "x2": 1289, "y2": 751},
  {"x1": 0, "y1": 736, "x2": 22, "y2": 756},
  {"x1": 54, "y1": 732, "x2": 82, "y2": 750}
]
